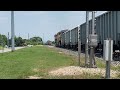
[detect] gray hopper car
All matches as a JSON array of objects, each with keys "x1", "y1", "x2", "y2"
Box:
[
  {"x1": 64, "y1": 30, "x2": 71, "y2": 48},
  {"x1": 55, "y1": 11, "x2": 120, "y2": 60},
  {"x1": 80, "y1": 11, "x2": 120, "y2": 52},
  {"x1": 71, "y1": 27, "x2": 79, "y2": 50},
  {"x1": 61, "y1": 32, "x2": 65, "y2": 47}
]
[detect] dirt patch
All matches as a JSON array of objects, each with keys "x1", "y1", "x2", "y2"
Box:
[
  {"x1": 48, "y1": 46, "x2": 54, "y2": 48},
  {"x1": 49, "y1": 66, "x2": 118, "y2": 78},
  {"x1": 26, "y1": 75, "x2": 43, "y2": 79},
  {"x1": 33, "y1": 68, "x2": 39, "y2": 72},
  {"x1": 58, "y1": 52, "x2": 63, "y2": 54}
]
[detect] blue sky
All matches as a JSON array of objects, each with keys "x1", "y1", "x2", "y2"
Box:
[{"x1": 0, "y1": 11, "x2": 106, "y2": 42}]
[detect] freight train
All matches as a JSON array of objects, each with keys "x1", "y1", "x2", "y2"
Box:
[{"x1": 54, "y1": 11, "x2": 120, "y2": 60}]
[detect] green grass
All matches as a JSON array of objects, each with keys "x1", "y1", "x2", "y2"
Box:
[
  {"x1": 0, "y1": 46, "x2": 3, "y2": 50},
  {"x1": 0, "y1": 46, "x2": 77, "y2": 79},
  {"x1": 0, "y1": 45, "x2": 119, "y2": 79}
]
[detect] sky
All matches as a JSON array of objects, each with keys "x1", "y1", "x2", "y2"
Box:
[{"x1": 0, "y1": 11, "x2": 106, "y2": 42}]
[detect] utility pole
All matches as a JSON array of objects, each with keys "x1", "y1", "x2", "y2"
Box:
[
  {"x1": 43, "y1": 33, "x2": 44, "y2": 44},
  {"x1": 28, "y1": 33, "x2": 29, "y2": 40},
  {"x1": 104, "y1": 39, "x2": 113, "y2": 79},
  {"x1": 7, "y1": 32, "x2": 9, "y2": 48},
  {"x1": 92, "y1": 11, "x2": 95, "y2": 34},
  {"x1": 78, "y1": 25, "x2": 81, "y2": 66},
  {"x1": 11, "y1": 11, "x2": 15, "y2": 52},
  {"x1": 89, "y1": 11, "x2": 97, "y2": 68},
  {"x1": 85, "y1": 11, "x2": 89, "y2": 67}
]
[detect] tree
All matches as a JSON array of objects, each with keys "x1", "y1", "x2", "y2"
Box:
[
  {"x1": 29, "y1": 36, "x2": 43, "y2": 45},
  {"x1": 14, "y1": 36, "x2": 25, "y2": 46},
  {"x1": 0, "y1": 34, "x2": 7, "y2": 47}
]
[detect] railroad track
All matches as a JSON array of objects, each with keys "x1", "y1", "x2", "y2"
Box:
[{"x1": 50, "y1": 46, "x2": 120, "y2": 66}]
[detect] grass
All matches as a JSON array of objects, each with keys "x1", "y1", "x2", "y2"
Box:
[
  {"x1": 48, "y1": 74, "x2": 104, "y2": 79},
  {"x1": 0, "y1": 46, "x2": 3, "y2": 50},
  {"x1": 0, "y1": 46, "x2": 77, "y2": 79},
  {"x1": 0, "y1": 45, "x2": 119, "y2": 79}
]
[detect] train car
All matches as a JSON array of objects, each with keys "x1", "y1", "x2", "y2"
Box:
[
  {"x1": 71, "y1": 27, "x2": 79, "y2": 50},
  {"x1": 61, "y1": 32, "x2": 65, "y2": 48},
  {"x1": 61, "y1": 29, "x2": 68, "y2": 48},
  {"x1": 55, "y1": 11, "x2": 120, "y2": 60},
  {"x1": 54, "y1": 30, "x2": 68, "y2": 47},
  {"x1": 95, "y1": 11, "x2": 120, "y2": 52},
  {"x1": 54, "y1": 34, "x2": 58, "y2": 47},
  {"x1": 80, "y1": 23, "x2": 86, "y2": 52},
  {"x1": 80, "y1": 11, "x2": 120, "y2": 53},
  {"x1": 54, "y1": 32, "x2": 61, "y2": 47},
  {"x1": 65, "y1": 30, "x2": 71, "y2": 49}
]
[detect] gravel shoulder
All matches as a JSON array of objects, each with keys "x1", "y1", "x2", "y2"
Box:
[
  {"x1": 0, "y1": 47, "x2": 26, "y2": 53},
  {"x1": 46, "y1": 45, "x2": 120, "y2": 78},
  {"x1": 46, "y1": 45, "x2": 120, "y2": 66},
  {"x1": 49, "y1": 66, "x2": 118, "y2": 78}
]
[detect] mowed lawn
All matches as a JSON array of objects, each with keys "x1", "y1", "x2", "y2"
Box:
[
  {"x1": 0, "y1": 46, "x2": 77, "y2": 79},
  {"x1": 0, "y1": 46, "x2": 3, "y2": 50}
]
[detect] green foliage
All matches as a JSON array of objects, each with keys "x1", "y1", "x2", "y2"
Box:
[
  {"x1": 0, "y1": 45, "x2": 3, "y2": 50},
  {"x1": 25, "y1": 36, "x2": 43, "y2": 45},
  {"x1": 52, "y1": 41, "x2": 55, "y2": 44},
  {"x1": 10, "y1": 36, "x2": 43, "y2": 47},
  {"x1": 30, "y1": 36, "x2": 43, "y2": 45},
  {"x1": 0, "y1": 46, "x2": 76, "y2": 79},
  {"x1": 15, "y1": 37, "x2": 25, "y2": 46},
  {"x1": 0, "y1": 34, "x2": 7, "y2": 47}
]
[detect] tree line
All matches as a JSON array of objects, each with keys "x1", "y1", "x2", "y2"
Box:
[{"x1": 0, "y1": 34, "x2": 43, "y2": 47}]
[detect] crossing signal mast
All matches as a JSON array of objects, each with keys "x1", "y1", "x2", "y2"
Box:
[
  {"x1": 89, "y1": 11, "x2": 98, "y2": 68},
  {"x1": 85, "y1": 11, "x2": 98, "y2": 68},
  {"x1": 85, "y1": 11, "x2": 89, "y2": 67}
]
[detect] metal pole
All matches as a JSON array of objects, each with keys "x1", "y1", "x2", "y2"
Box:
[
  {"x1": 43, "y1": 33, "x2": 44, "y2": 44},
  {"x1": 106, "y1": 60, "x2": 110, "y2": 79},
  {"x1": 78, "y1": 26, "x2": 81, "y2": 66},
  {"x1": 7, "y1": 32, "x2": 9, "y2": 48},
  {"x1": 89, "y1": 11, "x2": 96, "y2": 68},
  {"x1": 85, "y1": 11, "x2": 89, "y2": 67},
  {"x1": 28, "y1": 33, "x2": 29, "y2": 40},
  {"x1": 92, "y1": 11, "x2": 95, "y2": 35},
  {"x1": 11, "y1": 11, "x2": 15, "y2": 52},
  {"x1": 89, "y1": 47, "x2": 93, "y2": 67},
  {"x1": 78, "y1": 40, "x2": 81, "y2": 66},
  {"x1": 106, "y1": 39, "x2": 111, "y2": 79}
]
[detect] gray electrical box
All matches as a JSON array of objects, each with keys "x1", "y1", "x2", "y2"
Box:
[
  {"x1": 89, "y1": 34, "x2": 98, "y2": 47},
  {"x1": 103, "y1": 40, "x2": 113, "y2": 61}
]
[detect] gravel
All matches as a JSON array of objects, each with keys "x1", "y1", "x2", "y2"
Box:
[
  {"x1": 26, "y1": 76, "x2": 43, "y2": 79},
  {"x1": 46, "y1": 45, "x2": 120, "y2": 66},
  {"x1": 0, "y1": 47, "x2": 25, "y2": 53},
  {"x1": 45, "y1": 45, "x2": 120, "y2": 78},
  {"x1": 49, "y1": 66, "x2": 118, "y2": 78}
]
